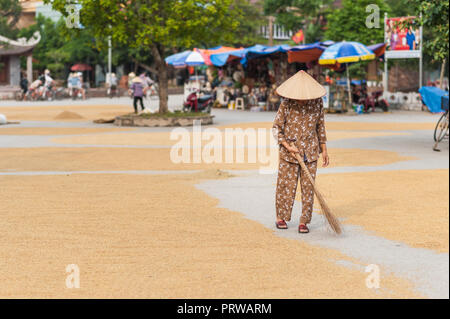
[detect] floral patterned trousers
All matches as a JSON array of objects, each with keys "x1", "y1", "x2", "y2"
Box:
[{"x1": 275, "y1": 158, "x2": 318, "y2": 224}]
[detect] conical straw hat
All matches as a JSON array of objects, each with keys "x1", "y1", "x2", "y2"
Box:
[
  {"x1": 276, "y1": 70, "x2": 326, "y2": 100},
  {"x1": 132, "y1": 76, "x2": 143, "y2": 83}
]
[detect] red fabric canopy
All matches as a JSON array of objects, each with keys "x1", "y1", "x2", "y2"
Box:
[
  {"x1": 71, "y1": 63, "x2": 92, "y2": 71},
  {"x1": 288, "y1": 48, "x2": 324, "y2": 63}
]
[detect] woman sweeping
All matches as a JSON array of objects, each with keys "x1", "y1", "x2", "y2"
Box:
[{"x1": 273, "y1": 70, "x2": 330, "y2": 234}]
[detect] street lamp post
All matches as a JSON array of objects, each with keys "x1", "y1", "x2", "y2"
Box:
[{"x1": 108, "y1": 35, "x2": 112, "y2": 80}]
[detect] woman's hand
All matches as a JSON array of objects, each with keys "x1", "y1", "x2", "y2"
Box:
[
  {"x1": 322, "y1": 151, "x2": 329, "y2": 167},
  {"x1": 282, "y1": 141, "x2": 299, "y2": 155},
  {"x1": 321, "y1": 144, "x2": 330, "y2": 167}
]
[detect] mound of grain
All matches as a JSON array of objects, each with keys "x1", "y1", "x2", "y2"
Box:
[{"x1": 53, "y1": 111, "x2": 85, "y2": 120}]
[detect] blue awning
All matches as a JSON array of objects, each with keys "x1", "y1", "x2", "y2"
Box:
[
  {"x1": 335, "y1": 79, "x2": 366, "y2": 86},
  {"x1": 319, "y1": 40, "x2": 335, "y2": 47},
  {"x1": 289, "y1": 42, "x2": 326, "y2": 52},
  {"x1": 240, "y1": 44, "x2": 291, "y2": 66},
  {"x1": 209, "y1": 48, "x2": 247, "y2": 67},
  {"x1": 367, "y1": 43, "x2": 386, "y2": 52}
]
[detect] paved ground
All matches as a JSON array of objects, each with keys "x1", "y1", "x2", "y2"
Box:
[
  {"x1": 199, "y1": 106, "x2": 449, "y2": 298},
  {"x1": 0, "y1": 97, "x2": 448, "y2": 298}
]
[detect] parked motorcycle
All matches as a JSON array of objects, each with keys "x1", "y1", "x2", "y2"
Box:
[
  {"x1": 361, "y1": 91, "x2": 389, "y2": 112},
  {"x1": 183, "y1": 91, "x2": 213, "y2": 113}
]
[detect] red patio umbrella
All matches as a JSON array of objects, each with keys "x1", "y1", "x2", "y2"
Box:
[{"x1": 71, "y1": 63, "x2": 92, "y2": 71}]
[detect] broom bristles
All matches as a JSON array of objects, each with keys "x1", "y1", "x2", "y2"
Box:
[
  {"x1": 314, "y1": 188, "x2": 342, "y2": 234},
  {"x1": 295, "y1": 154, "x2": 343, "y2": 234}
]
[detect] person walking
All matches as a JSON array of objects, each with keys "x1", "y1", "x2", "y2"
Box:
[
  {"x1": 127, "y1": 72, "x2": 136, "y2": 89},
  {"x1": 19, "y1": 72, "x2": 28, "y2": 101},
  {"x1": 272, "y1": 70, "x2": 330, "y2": 234},
  {"x1": 110, "y1": 73, "x2": 118, "y2": 96},
  {"x1": 129, "y1": 76, "x2": 145, "y2": 113},
  {"x1": 106, "y1": 73, "x2": 118, "y2": 98}
]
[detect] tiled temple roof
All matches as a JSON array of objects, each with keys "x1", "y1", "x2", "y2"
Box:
[{"x1": 0, "y1": 31, "x2": 41, "y2": 56}]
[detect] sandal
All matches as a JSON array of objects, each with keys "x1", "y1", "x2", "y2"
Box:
[
  {"x1": 275, "y1": 220, "x2": 288, "y2": 229},
  {"x1": 298, "y1": 224, "x2": 309, "y2": 233}
]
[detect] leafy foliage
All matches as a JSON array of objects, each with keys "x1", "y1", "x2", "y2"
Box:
[
  {"x1": 18, "y1": 14, "x2": 134, "y2": 79},
  {"x1": 263, "y1": 0, "x2": 332, "y2": 42},
  {"x1": 385, "y1": 0, "x2": 416, "y2": 17},
  {"x1": 228, "y1": 0, "x2": 266, "y2": 46},
  {"x1": 0, "y1": 0, "x2": 21, "y2": 39},
  {"x1": 47, "y1": 0, "x2": 240, "y2": 50},
  {"x1": 412, "y1": 0, "x2": 449, "y2": 63},
  {"x1": 17, "y1": 16, "x2": 66, "y2": 74},
  {"x1": 324, "y1": 0, "x2": 390, "y2": 44},
  {"x1": 46, "y1": 0, "x2": 242, "y2": 113}
]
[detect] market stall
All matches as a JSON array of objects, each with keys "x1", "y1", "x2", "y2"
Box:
[
  {"x1": 319, "y1": 41, "x2": 376, "y2": 112},
  {"x1": 165, "y1": 41, "x2": 385, "y2": 113},
  {"x1": 202, "y1": 44, "x2": 294, "y2": 111}
]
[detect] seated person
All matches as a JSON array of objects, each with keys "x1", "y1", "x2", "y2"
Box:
[{"x1": 68, "y1": 73, "x2": 85, "y2": 99}]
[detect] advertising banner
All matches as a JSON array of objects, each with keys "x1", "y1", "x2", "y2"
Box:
[
  {"x1": 385, "y1": 16, "x2": 420, "y2": 51},
  {"x1": 383, "y1": 14, "x2": 423, "y2": 88}
]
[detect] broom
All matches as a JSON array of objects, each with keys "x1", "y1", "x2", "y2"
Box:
[{"x1": 292, "y1": 150, "x2": 342, "y2": 234}]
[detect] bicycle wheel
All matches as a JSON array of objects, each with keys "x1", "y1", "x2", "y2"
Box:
[
  {"x1": 434, "y1": 111, "x2": 449, "y2": 142},
  {"x1": 15, "y1": 91, "x2": 24, "y2": 101}
]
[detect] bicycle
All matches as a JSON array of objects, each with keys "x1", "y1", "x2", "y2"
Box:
[
  {"x1": 433, "y1": 95, "x2": 449, "y2": 151},
  {"x1": 14, "y1": 90, "x2": 24, "y2": 101},
  {"x1": 145, "y1": 83, "x2": 159, "y2": 100}
]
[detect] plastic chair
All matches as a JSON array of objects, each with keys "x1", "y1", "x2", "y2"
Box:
[{"x1": 235, "y1": 97, "x2": 245, "y2": 110}]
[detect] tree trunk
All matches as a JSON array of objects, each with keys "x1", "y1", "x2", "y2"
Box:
[
  {"x1": 268, "y1": 16, "x2": 274, "y2": 46},
  {"x1": 151, "y1": 44, "x2": 169, "y2": 113},
  {"x1": 131, "y1": 58, "x2": 157, "y2": 75},
  {"x1": 158, "y1": 65, "x2": 169, "y2": 113},
  {"x1": 439, "y1": 59, "x2": 446, "y2": 90}
]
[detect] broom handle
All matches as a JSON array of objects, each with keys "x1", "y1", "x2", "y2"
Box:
[
  {"x1": 289, "y1": 145, "x2": 342, "y2": 235},
  {"x1": 288, "y1": 143, "x2": 316, "y2": 185},
  {"x1": 292, "y1": 152, "x2": 316, "y2": 188}
]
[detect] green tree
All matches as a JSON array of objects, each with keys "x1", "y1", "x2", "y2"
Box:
[
  {"x1": 0, "y1": 0, "x2": 21, "y2": 71},
  {"x1": 263, "y1": 0, "x2": 332, "y2": 43},
  {"x1": 229, "y1": 0, "x2": 265, "y2": 47},
  {"x1": 17, "y1": 16, "x2": 66, "y2": 73},
  {"x1": 0, "y1": 0, "x2": 21, "y2": 39},
  {"x1": 46, "y1": 0, "x2": 241, "y2": 113},
  {"x1": 385, "y1": 0, "x2": 416, "y2": 17},
  {"x1": 324, "y1": 0, "x2": 390, "y2": 81},
  {"x1": 411, "y1": 0, "x2": 449, "y2": 88},
  {"x1": 19, "y1": 15, "x2": 129, "y2": 81},
  {"x1": 324, "y1": 0, "x2": 390, "y2": 44},
  {"x1": 45, "y1": 48, "x2": 70, "y2": 77}
]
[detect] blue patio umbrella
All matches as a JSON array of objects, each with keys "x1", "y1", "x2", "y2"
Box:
[
  {"x1": 165, "y1": 50, "x2": 206, "y2": 86},
  {"x1": 165, "y1": 50, "x2": 192, "y2": 68},
  {"x1": 165, "y1": 50, "x2": 205, "y2": 68},
  {"x1": 319, "y1": 41, "x2": 375, "y2": 108},
  {"x1": 319, "y1": 41, "x2": 375, "y2": 64}
]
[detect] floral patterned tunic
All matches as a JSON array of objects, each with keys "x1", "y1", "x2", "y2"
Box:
[{"x1": 272, "y1": 98, "x2": 327, "y2": 163}]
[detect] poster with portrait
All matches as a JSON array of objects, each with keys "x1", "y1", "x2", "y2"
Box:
[{"x1": 385, "y1": 16, "x2": 420, "y2": 51}]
